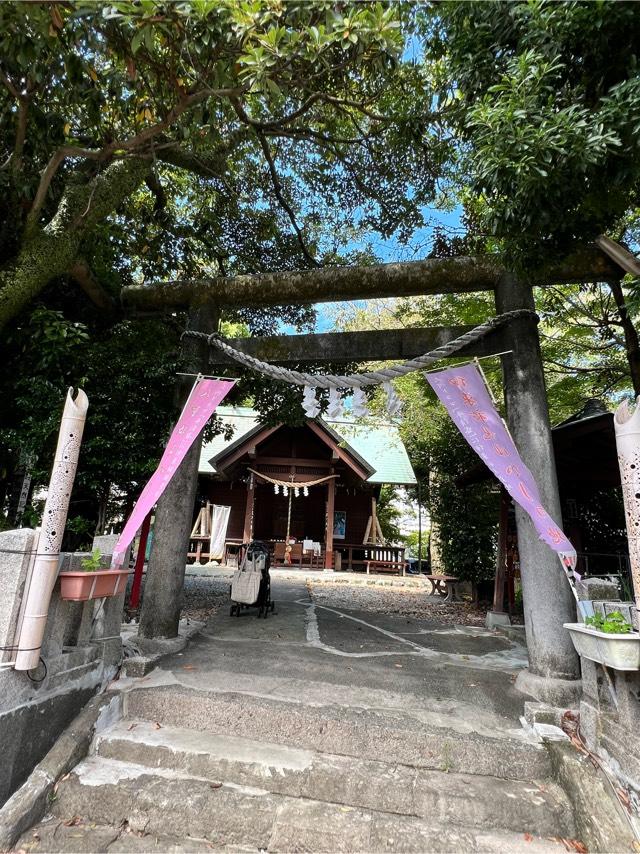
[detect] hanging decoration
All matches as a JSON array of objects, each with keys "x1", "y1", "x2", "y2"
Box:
[
  {"x1": 302, "y1": 385, "x2": 321, "y2": 418},
  {"x1": 247, "y1": 468, "x2": 339, "y2": 490},
  {"x1": 326, "y1": 387, "x2": 343, "y2": 419},
  {"x1": 382, "y1": 381, "x2": 402, "y2": 416},
  {"x1": 351, "y1": 387, "x2": 370, "y2": 418},
  {"x1": 247, "y1": 468, "x2": 340, "y2": 547},
  {"x1": 425, "y1": 363, "x2": 578, "y2": 588},
  {"x1": 111, "y1": 377, "x2": 235, "y2": 567}
]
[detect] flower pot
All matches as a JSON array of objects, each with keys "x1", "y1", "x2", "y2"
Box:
[
  {"x1": 59, "y1": 568, "x2": 130, "y2": 602},
  {"x1": 564, "y1": 622, "x2": 640, "y2": 671}
]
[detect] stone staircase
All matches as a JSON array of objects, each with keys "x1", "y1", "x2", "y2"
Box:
[{"x1": 16, "y1": 682, "x2": 579, "y2": 852}]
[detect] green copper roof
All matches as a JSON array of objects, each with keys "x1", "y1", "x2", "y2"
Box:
[{"x1": 199, "y1": 406, "x2": 416, "y2": 485}]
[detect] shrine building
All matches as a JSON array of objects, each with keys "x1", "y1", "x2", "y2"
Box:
[{"x1": 194, "y1": 406, "x2": 416, "y2": 570}]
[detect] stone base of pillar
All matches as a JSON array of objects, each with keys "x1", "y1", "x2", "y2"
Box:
[
  {"x1": 485, "y1": 610, "x2": 511, "y2": 630},
  {"x1": 515, "y1": 668, "x2": 582, "y2": 707},
  {"x1": 322, "y1": 568, "x2": 334, "y2": 573}
]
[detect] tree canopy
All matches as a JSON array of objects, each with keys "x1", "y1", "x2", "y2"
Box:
[
  {"x1": 432, "y1": 1, "x2": 640, "y2": 260},
  {"x1": 0, "y1": 0, "x2": 437, "y2": 329}
]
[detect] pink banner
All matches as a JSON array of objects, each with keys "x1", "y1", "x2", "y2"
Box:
[
  {"x1": 426, "y1": 364, "x2": 575, "y2": 565},
  {"x1": 112, "y1": 378, "x2": 235, "y2": 567}
]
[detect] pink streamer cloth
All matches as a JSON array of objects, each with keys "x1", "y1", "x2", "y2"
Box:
[
  {"x1": 426, "y1": 364, "x2": 576, "y2": 568},
  {"x1": 112, "y1": 378, "x2": 235, "y2": 567}
]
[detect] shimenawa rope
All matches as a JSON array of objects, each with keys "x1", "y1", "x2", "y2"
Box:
[{"x1": 181, "y1": 309, "x2": 535, "y2": 388}]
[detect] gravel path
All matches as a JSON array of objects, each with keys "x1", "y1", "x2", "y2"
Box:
[
  {"x1": 179, "y1": 573, "x2": 489, "y2": 627},
  {"x1": 308, "y1": 581, "x2": 488, "y2": 627},
  {"x1": 135, "y1": 572, "x2": 489, "y2": 629},
  {"x1": 181, "y1": 575, "x2": 230, "y2": 622}
]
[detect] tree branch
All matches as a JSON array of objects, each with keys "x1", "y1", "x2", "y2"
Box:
[
  {"x1": 25, "y1": 84, "x2": 249, "y2": 233},
  {"x1": 145, "y1": 172, "x2": 167, "y2": 212},
  {"x1": 69, "y1": 259, "x2": 117, "y2": 314},
  {"x1": 231, "y1": 93, "x2": 322, "y2": 131},
  {"x1": 26, "y1": 146, "x2": 108, "y2": 235},
  {"x1": 154, "y1": 145, "x2": 229, "y2": 178},
  {"x1": 0, "y1": 67, "x2": 31, "y2": 174},
  {"x1": 12, "y1": 96, "x2": 29, "y2": 174},
  {"x1": 254, "y1": 128, "x2": 318, "y2": 267},
  {"x1": 0, "y1": 67, "x2": 20, "y2": 99}
]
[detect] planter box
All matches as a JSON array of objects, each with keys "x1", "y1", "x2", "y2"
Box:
[
  {"x1": 59, "y1": 568, "x2": 130, "y2": 602},
  {"x1": 564, "y1": 622, "x2": 640, "y2": 671}
]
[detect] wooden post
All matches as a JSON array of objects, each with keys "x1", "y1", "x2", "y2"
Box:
[
  {"x1": 129, "y1": 511, "x2": 151, "y2": 610},
  {"x1": 495, "y1": 273, "x2": 579, "y2": 701},
  {"x1": 325, "y1": 474, "x2": 335, "y2": 570},
  {"x1": 371, "y1": 496, "x2": 378, "y2": 545},
  {"x1": 491, "y1": 488, "x2": 509, "y2": 614},
  {"x1": 243, "y1": 473, "x2": 255, "y2": 543}
]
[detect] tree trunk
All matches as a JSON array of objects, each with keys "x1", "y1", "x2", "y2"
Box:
[
  {"x1": 95, "y1": 490, "x2": 110, "y2": 536},
  {"x1": 0, "y1": 158, "x2": 149, "y2": 329},
  {"x1": 608, "y1": 278, "x2": 640, "y2": 396},
  {"x1": 138, "y1": 303, "x2": 219, "y2": 639},
  {"x1": 495, "y1": 274, "x2": 580, "y2": 703}
]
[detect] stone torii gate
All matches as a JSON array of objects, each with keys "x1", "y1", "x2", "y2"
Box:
[{"x1": 122, "y1": 247, "x2": 623, "y2": 705}]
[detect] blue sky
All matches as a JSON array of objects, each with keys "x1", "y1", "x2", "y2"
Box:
[{"x1": 297, "y1": 204, "x2": 464, "y2": 334}]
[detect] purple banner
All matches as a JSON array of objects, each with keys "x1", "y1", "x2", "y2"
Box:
[
  {"x1": 426, "y1": 364, "x2": 575, "y2": 564},
  {"x1": 112, "y1": 378, "x2": 235, "y2": 567}
]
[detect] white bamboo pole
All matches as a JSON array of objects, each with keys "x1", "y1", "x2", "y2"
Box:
[
  {"x1": 15, "y1": 388, "x2": 89, "y2": 671},
  {"x1": 614, "y1": 397, "x2": 640, "y2": 617}
]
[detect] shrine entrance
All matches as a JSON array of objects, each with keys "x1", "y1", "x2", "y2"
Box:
[{"x1": 127, "y1": 243, "x2": 631, "y2": 705}]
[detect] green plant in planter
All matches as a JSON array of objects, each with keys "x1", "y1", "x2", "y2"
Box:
[
  {"x1": 80, "y1": 548, "x2": 103, "y2": 573},
  {"x1": 585, "y1": 611, "x2": 634, "y2": 634}
]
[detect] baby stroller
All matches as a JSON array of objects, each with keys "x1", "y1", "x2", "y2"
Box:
[{"x1": 230, "y1": 540, "x2": 275, "y2": 618}]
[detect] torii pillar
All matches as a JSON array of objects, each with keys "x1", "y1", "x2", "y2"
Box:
[
  {"x1": 495, "y1": 273, "x2": 580, "y2": 704},
  {"x1": 139, "y1": 304, "x2": 219, "y2": 640}
]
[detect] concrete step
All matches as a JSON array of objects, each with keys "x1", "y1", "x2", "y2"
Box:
[
  {"x1": 95, "y1": 719, "x2": 575, "y2": 838},
  {"x1": 14, "y1": 816, "x2": 218, "y2": 853},
  {"x1": 124, "y1": 684, "x2": 552, "y2": 781},
  {"x1": 49, "y1": 756, "x2": 567, "y2": 853}
]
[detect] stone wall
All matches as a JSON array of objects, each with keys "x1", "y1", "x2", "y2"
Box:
[
  {"x1": 575, "y1": 578, "x2": 640, "y2": 794},
  {"x1": 0, "y1": 530, "x2": 126, "y2": 806}
]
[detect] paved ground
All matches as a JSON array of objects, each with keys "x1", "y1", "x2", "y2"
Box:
[
  {"x1": 177, "y1": 566, "x2": 489, "y2": 626},
  {"x1": 19, "y1": 575, "x2": 593, "y2": 853},
  {"x1": 145, "y1": 576, "x2": 530, "y2": 736}
]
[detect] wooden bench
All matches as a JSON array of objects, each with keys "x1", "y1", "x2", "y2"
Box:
[
  {"x1": 366, "y1": 559, "x2": 406, "y2": 577},
  {"x1": 424, "y1": 574, "x2": 460, "y2": 602}
]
